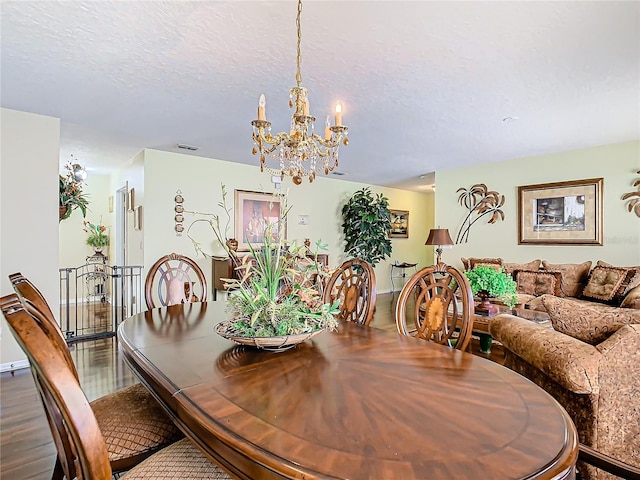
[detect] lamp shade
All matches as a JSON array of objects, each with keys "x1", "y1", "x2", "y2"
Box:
[{"x1": 425, "y1": 228, "x2": 453, "y2": 246}]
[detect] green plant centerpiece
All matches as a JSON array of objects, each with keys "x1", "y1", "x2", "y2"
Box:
[
  {"x1": 59, "y1": 162, "x2": 89, "y2": 221},
  {"x1": 189, "y1": 188, "x2": 340, "y2": 351},
  {"x1": 464, "y1": 265, "x2": 518, "y2": 311},
  {"x1": 341, "y1": 187, "x2": 392, "y2": 266},
  {"x1": 83, "y1": 220, "x2": 109, "y2": 252}
]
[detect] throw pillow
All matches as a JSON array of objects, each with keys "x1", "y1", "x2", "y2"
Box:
[
  {"x1": 460, "y1": 257, "x2": 470, "y2": 271},
  {"x1": 514, "y1": 270, "x2": 562, "y2": 297},
  {"x1": 503, "y1": 259, "x2": 541, "y2": 278},
  {"x1": 582, "y1": 266, "x2": 634, "y2": 304},
  {"x1": 542, "y1": 295, "x2": 640, "y2": 345},
  {"x1": 541, "y1": 260, "x2": 592, "y2": 297},
  {"x1": 468, "y1": 257, "x2": 503, "y2": 270},
  {"x1": 596, "y1": 260, "x2": 640, "y2": 296},
  {"x1": 620, "y1": 284, "x2": 640, "y2": 309}
]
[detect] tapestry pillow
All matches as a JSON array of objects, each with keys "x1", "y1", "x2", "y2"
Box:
[
  {"x1": 514, "y1": 270, "x2": 562, "y2": 297},
  {"x1": 468, "y1": 257, "x2": 503, "y2": 271},
  {"x1": 541, "y1": 260, "x2": 592, "y2": 297},
  {"x1": 596, "y1": 260, "x2": 640, "y2": 296},
  {"x1": 620, "y1": 284, "x2": 640, "y2": 310},
  {"x1": 542, "y1": 295, "x2": 640, "y2": 345},
  {"x1": 503, "y1": 259, "x2": 541, "y2": 278},
  {"x1": 581, "y1": 266, "x2": 634, "y2": 304}
]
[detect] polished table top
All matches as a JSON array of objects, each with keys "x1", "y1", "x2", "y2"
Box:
[{"x1": 118, "y1": 302, "x2": 578, "y2": 480}]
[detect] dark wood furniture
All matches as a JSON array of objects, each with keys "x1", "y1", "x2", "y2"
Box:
[
  {"x1": 323, "y1": 258, "x2": 376, "y2": 326},
  {"x1": 0, "y1": 294, "x2": 232, "y2": 480},
  {"x1": 145, "y1": 253, "x2": 207, "y2": 308},
  {"x1": 212, "y1": 253, "x2": 328, "y2": 300},
  {"x1": 118, "y1": 301, "x2": 578, "y2": 480},
  {"x1": 8, "y1": 273, "x2": 184, "y2": 478},
  {"x1": 396, "y1": 264, "x2": 475, "y2": 351}
]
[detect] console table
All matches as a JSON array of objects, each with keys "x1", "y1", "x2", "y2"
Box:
[{"x1": 390, "y1": 261, "x2": 418, "y2": 292}]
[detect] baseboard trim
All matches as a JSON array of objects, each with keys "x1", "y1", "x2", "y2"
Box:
[{"x1": 0, "y1": 359, "x2": 29, "y2": 373}]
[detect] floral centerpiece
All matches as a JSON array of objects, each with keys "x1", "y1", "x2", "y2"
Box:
[
  {"x1": 59, "y1": 162, "x2": 89, "y2": 221},
  {"x1": 83, "y1": 220, "x2": 109, "y2": 252},
  {"x1": 464, "y1": 265, "x2": 518, "y2": 310},
  {"x1": 187, "y1": 187, "x2": 340, "y2": 350}
]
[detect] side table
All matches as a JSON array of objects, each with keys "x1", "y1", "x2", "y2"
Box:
[{"x1": 390, "y1": 261, "x2": 418, "y2": 292}]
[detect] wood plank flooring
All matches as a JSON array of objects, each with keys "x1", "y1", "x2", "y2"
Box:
[{"x1": 0, "y1": 293, "x2": 503, "y2": 479}]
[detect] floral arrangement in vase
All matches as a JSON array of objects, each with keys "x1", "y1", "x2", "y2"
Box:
[
  {"x1": 464, "y1": 265, "x2": 518, "y2": 310},
  {"x1": 59, "y1": 162, "x2": 89, "y2": 221},
  {"x1": 186, "y1": 186, "x2": 339, "y2": 349},
  {"x1": 84, "y1": 220, "x2": 109, "y2": 252}
]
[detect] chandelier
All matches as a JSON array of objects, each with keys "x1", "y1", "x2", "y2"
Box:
[{"x1": 251, "y1": 0, "x2": 348, "y2": 185}]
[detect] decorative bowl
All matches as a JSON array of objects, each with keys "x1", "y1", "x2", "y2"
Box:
[{"x1": 214, "y1": 320, "x2": 324, "y2": 352}]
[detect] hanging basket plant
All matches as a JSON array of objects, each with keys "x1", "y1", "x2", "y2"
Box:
[{"x1": 341, "y1": 188, "x2": 392, "y2": 267}]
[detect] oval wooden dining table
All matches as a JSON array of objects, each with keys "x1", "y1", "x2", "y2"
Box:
[{"x1": 118, "y1": 302, "x2": 578, "y2": 480}]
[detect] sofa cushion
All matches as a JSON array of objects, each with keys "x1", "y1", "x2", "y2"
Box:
[
  {"x1": 503, "y1": 259, "x2": 541, "y2": 278},
  {"x1": 581, "y1": 265, "x2": 634, "y2": 304},
  {"x1": 541, "y1": 260, "x2": 592, "y2": 297},
  {"x1": 620, "y1": 284, "x2": 640, "y2": 309},
  {"x1": 514, "y1": 270, "x2": 562, "y2": 297},
  {"x1": 462, "y1": 257, "x2": 503, "y2": 271},
  {"x1": 542, "y1": 295, "x2": 640, "y2": 345},
  {"x1": 596, "y1": 260, "x2": 640, "y2": 296}
]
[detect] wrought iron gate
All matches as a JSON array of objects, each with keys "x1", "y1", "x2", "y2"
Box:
[{"x1": 59, "y1": 257, "x2": 143, "y2": 343}]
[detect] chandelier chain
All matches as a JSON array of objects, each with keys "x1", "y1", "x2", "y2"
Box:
[{"x1": 296, "y1": 0, "x2": 302, "y2": 87}]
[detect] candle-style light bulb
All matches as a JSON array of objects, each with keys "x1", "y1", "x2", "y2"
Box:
[
  {"x1": 335, "y1": 102, "x2": 343, "y2": 126},
  {"x1": 324, "y1": 115, "x2": 331, "y2": 140},
  {"x1": 258, "y1": 94, "x2": 266, "y2": 120}
]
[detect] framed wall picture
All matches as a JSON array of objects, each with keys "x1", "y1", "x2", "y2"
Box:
[
  {"x1": 234, "y1": 190, "x2": 286, "y2": 251},
  {"x1": 134, "y1": 205, "x2": 143, "y2": 231},
  {"x1": 518, "y1": 178, "x2": 603, "y2": 245},
  {"x1": 389, "y1": 209, "x2": 409, "y2": 238},
  {"x1": 127, "y1": 188, "x2": 135, "y2": 212}
]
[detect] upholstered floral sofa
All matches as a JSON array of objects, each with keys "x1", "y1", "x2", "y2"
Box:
[
  {"x1": 461, "y1": 257, "x2": 640, "y2": 312},
  {"x1": 489, "y1": 300, "x2": 640, "y2": 479},
  {"x1": 466, "y1": 257, "x2": 640, "y2": 479}
]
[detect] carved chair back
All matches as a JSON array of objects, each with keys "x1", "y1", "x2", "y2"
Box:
[
  {"x1": 144, "y1": 253, "x2": 207, "y2": 309},
  {"x1": 323, "y1": 258, "x2": 377, "y2": 326},
  {"x1": 395, "y1": 264, "x2": 474, "y2": 350},
  {"x1": 1, "y1": 294, "x2": 112, "y2": 480}
]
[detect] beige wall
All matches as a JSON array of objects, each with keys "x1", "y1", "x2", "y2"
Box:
[
  {"x1": 142, "y1": 149, "x2": 435, "y2": 299},
  {"x1": 435, "y1": 141, "x2": 640, "y2": 269},
  {"x1": 1, "y1": 108, "x2": 60, "y2": 369},
  {"x1": 59, "y1": 173, "x2": 112, "y2": 268}
]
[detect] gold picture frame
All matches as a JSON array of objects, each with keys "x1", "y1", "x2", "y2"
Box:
[
  {"x1": 518, "y1": 178, "x2": 603, "y2": 245},
  {"x1": 389, "y1": 209, "x2": 409, "y2": 238},
  {"x1": 134, "y1": 206, "x2": 143, "y2": 231},
  {"x1": 234, "y1": 190, "x2": 286, "y2": 251}
]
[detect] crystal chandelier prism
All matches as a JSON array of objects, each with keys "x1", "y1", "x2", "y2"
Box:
[{"x1": 251, "y1": 0, "x2": 349, "y2": 185}]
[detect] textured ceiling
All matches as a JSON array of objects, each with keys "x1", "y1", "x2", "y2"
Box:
[{"x1": 2, "y1": 1, "x2": 639, "y2": 191}]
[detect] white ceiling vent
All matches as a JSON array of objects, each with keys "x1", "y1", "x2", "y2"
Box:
[{"x1": 177, "y1": 144, "x2": 200, "y2": 151}]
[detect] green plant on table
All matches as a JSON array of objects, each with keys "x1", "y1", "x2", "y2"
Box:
[
  {"x1": 188, "y1": 186, "x2": 339, "y2": 337},
  {"x1": 464, "y1": 265, "x2": 517, "y2": 308},
  {"x1": 83, "y1": 220, "x2": 109, "y2": 248}
]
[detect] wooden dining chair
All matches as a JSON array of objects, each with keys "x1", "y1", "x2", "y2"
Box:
[
  {"x1": 323, "y1": 258, "x2": 377, "y2": 326},
  {"x1": 395, "y1": 263, "x2": 474, "y2": 350},
  {"x1": 9, "y1": 273, "x2": 184, "y2": 478},
  {"x1": 0, "y1": 294, "x2": 232, "y2": 480},
  {"x1": 144, "y1": 253, "x2": 208, "y2": 309}
]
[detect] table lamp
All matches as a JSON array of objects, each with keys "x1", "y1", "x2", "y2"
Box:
[{"x1": 425, "y1": 228, "x2": 453, "y2": 266}]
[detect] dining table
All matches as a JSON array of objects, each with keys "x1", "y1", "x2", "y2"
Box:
[{"x1": 118, "y1": 301, "x2": 578, "y2": 480}]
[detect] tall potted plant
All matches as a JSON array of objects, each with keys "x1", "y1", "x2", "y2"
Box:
[{"x1": 341, "y1": 188, "x2": 392, "y2": 267}]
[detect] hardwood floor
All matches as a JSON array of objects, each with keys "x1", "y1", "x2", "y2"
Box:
[{"x1": 0, "y1": 292, "x2": 503, "y2": 479}]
